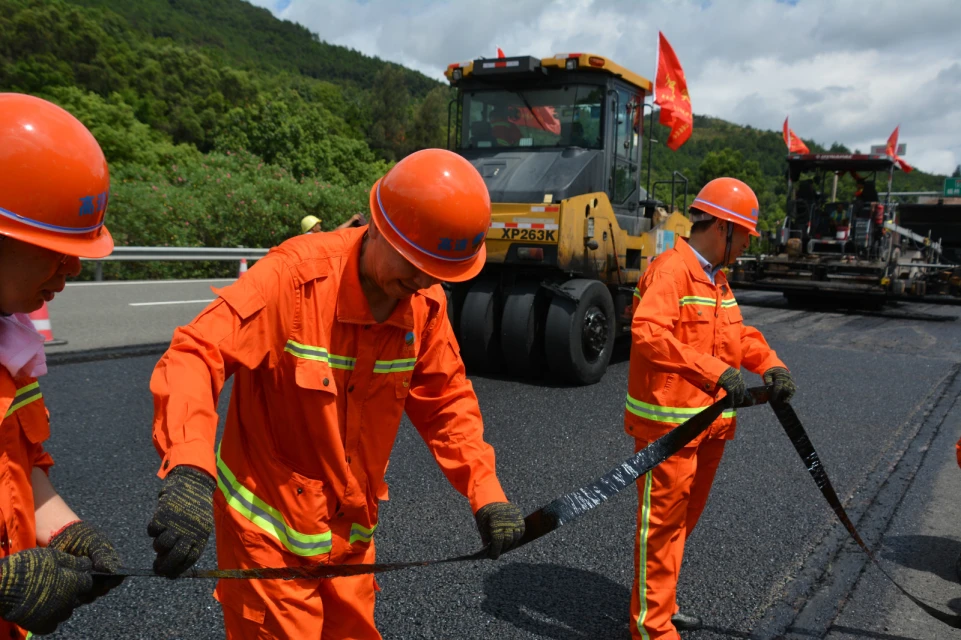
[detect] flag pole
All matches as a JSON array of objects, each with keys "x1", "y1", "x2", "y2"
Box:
[{"x1": 647, "y1": 32, "x2": 661, "y2": 198}]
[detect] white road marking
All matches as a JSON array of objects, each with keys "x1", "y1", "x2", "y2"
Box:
[
  {"x1": 129, "y1": 299, "x2": 215, "y2": 307},
  {"x1": 68, "y1": 278, "x2": 234, "y2": 287}
]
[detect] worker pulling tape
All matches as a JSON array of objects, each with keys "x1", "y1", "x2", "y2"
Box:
[{"x1": 106, "y1": 386, "x2": 961, "y2": 629}]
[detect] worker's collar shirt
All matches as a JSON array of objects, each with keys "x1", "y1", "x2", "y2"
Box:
[{"x1": 686, "y1": 242, "x2": 722, "y2": 284}]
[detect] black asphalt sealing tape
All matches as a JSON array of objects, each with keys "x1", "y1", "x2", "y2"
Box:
[{"x1": 108, "y1": 386, "x2": 961, "y2": 628}]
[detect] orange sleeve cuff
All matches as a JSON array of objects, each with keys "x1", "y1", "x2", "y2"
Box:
[
  {"x1": 157, "y1": 442, "x2": 217, "y2": 480},
  {"x1": 469, "y1": 480, "x2": 509, "y2": 514},
  {"x1": 32, "y1": 448, "x2": 54, "y2": 475}
]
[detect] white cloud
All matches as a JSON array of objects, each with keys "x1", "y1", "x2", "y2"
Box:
[{"x1": 254, "y1": 0, "x2": 961, "y2": 175}]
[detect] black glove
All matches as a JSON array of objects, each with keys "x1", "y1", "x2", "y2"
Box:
[
  {"x1": 147, "y1": 465, "x2": 216, "y2": 578},
  {"x1": 716, "y1": 367, "x2": 753, "y2": 407},
  {"x1": 0, "y1": 547, "x2": 93, "y2": 635},
  {"x1": 49, "y1": 520, "x2": 124, "y2": 602},
  {"x1": 474, "y1": 502, "x2": 525, "y2": 560},
  {"x1": 763, "y1": 366, "x2": 797, "y2": 403}
]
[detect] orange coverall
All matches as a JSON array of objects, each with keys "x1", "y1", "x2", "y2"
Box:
[
  {"x1": 625, "y1": 238, "x2": 785, "y2": 639},
  {"x1": 0, "y1": 368, "x2": 54, "y2": 640},
  {"x1": 150, "y1": 227, "x2": 508, "y2": 639}
]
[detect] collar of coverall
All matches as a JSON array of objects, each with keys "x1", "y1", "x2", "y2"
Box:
[
  {"x1": 335, "y1": 227, "x2": 416, "y2": 330},
  {"x1": 675, "y1": 237, "x2": 728, "y2": 289}
]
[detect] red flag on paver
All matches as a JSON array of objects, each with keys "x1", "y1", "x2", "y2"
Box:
[
  {"x1": 496, "y1": 46, "x2": 505, "y2": 59},
  {"x1": 509, "y1": 106, "x2": 561, "y2": 135},
  {"x1": 886, "y1": 126, "x2": 913, "y2": 173},
  {"x1": 654, "y1": 31, "x2": 693, "y2": 150},
  {"x1": 783, "y1": 117, "x2": 810, "y2": 154}
]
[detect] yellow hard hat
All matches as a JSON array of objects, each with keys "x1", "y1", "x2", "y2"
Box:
[{"x1": 300, "y1": 215, "x2": 322, "y2": 234}]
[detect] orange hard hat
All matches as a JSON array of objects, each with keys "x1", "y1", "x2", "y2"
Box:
[
  {"x1": 690, "y1": 177, "x2": 760, "y2": 237},
  {"x1": 369, "y1": 148, "x2": 490, "y2": 282},
  {"x1": 0, "y1": 93, "x2": 114, "y2": 258}
]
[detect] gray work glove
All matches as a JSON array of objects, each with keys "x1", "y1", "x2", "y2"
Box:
[
  {"x1": 716, "y1": 367, "x2": 753, "y2": 407},
  {"x1": 763, "y1": 366, "x2": 797, "y2": 403}
]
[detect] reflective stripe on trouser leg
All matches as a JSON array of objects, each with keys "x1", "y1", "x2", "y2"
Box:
[{"x1": 630, "y1": 442, "x2": 697, "y2": 640}]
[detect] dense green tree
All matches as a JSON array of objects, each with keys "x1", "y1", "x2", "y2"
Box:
[
  {"x1": 367, "y1": 64, "x2": 410, "y2": 161},
  {"x1": 410, "y1": 86, "x2": 452, "y2": 151}
]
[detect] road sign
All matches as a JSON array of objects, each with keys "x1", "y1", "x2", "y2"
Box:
[
  {"x1": 945, "y1": 177, "x2": 961, "y2": 197},
  {"x1": 870, "y1": 143, "x2": 906, "y2": 155}
]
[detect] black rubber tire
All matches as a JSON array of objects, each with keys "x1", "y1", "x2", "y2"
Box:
[
  {"x1": 443, "y1": 283, "x2": 469, "y2": 341},
  {"x1": 500, "y1": 280, "x2": 549, "y2": 379},
  {"x1": 544, "y1": 279, "x2": 616, "y2": 385},
  {"x1": 459, "y1": 278, "x2": 504, "y2": 374}
]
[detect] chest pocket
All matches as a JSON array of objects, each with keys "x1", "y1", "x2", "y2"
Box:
[
  {"x1": 722, "y1": 300, "x2": 743, "y2": 325},
  {"x1": 374, "y1": 357, "x2": 416, "y2": 399},
  {"x1": 286, "y1": 343, "x2": 339, "y2": 398},
  {"x1": 6, "y1": 382, "x2": 49, "y2": 444}
]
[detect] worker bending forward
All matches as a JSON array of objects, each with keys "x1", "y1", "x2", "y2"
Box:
[
  {"x1": 0, "y1": 94, "x2": 123, "y2": 637},
  {"x1": 147, "y1": 149, "x2": 525, "y2": 639},
  {"x1": 626, "y1": 178, "x2": 797, "y2": 639}
]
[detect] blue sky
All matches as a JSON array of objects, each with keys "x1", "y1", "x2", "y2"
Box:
[{"x1": 246, "y1": 0, "x2": 961, "y2": 176}]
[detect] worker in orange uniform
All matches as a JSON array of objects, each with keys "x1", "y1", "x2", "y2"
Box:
[
  {"x1": 626, "y1": 177, "x2": 797, "y2": 639},
  {"x1": 147, "y1": 148, "x2": 525, "y2": 639},
  {"x1": 0, "y1": 93, "x2": 124, "y2": 637}
]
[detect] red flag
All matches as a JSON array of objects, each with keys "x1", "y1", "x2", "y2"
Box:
[
  {"x1": 654, "y1": 31, "x2": 693, "y2": 150},
  {"x1": 885, "y1": 126, "x2": 913, "y2": 173},
  {"x1": 496, "y1": 47, "x2": 505, "y2": 59},
  {"x1": 782, "y1": 116, "x2": 810, "y2": 154},
  {"x1": 508, "y1": 106, "x2": 561, "y2": 135}
]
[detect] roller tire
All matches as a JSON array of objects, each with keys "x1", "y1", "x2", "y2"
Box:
[
  {"x1": 459, "y1": 278, "x2": 504, "y2": 374},
  {"x1": 544, "y1": 279, "x2": 615, "y2": 385},
  {"x1": 500, "y1": 281, "x2": 549, "y2": 379}
]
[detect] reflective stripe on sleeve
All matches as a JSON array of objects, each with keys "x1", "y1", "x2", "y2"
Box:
[{"x1": 4, "y1": 381, "x2": 42, "y2": 418}]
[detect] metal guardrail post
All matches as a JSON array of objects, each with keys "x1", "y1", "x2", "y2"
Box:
[{"x1": 94, "y1": 262, "x2": 103, "y2": 282}]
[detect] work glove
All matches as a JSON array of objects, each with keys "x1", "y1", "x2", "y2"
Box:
[
  {"x1": 716, "y1": 367, "x2": 753, "y2": 407},
  {"x1": 0, "y1": 547, "x2": 93, "y2": 635},
  {"x1": 147, "y1": 465, "x2": 216, "y2": 578},
  {"x1": 474, "y1": 502, "x2": 525, "y2": 560},
  {"x1": 763, "y1": 366, "x2": 797, "y2": 403},
  {"x1": 49, "y1": 520, "x2": 124, "y2": 602}
]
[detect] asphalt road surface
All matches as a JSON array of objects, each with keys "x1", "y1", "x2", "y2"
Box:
[{"x1": 32, "y1": 287, "x2": 961, "y2": 639}]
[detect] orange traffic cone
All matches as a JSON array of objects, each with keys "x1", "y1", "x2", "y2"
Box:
[
  {"x1": 238, "y1": 258, "x2": 248, "y2": 277},
  {"x1": 28, "y1": 302, "x2": 67, "y2": 346}
]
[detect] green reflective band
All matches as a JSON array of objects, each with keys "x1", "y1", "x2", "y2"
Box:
[
  {"x1": 216, "y1": 450, "x2": 332, "y2": 557},
  {"x1": 625, "y1": 394, "x2": 735, "y2": 424},
  {"x1": 284, "y1": 340, "x2": 328, "y2": 363},
  {"x1": 373, "y1": 358, "x2": 416, "y2": 373},
  {"x1": 349, "y1": 522, "x2": 377, "y2": 544},
  {"x1": 5, "y1": 381, "x2": 42, "y2": 418},
  {"x1": 679, "y1": 296, "x2": 716, "y2": 307},
  {"x1": 328, "y1": 354, "x2": 357, "y2": 371},
  {"x1": 636, "y1": 471, "x2": 653, "y2": 639},
  {"x1": 633, "y1": 287, "x2": 642, "y2": 300},
  {"x1": 721, "y1": 299, "x2": 738, "y2": 308},
  {"x1": 284, "y1": 341, "x2": 356, "y2": 370}
]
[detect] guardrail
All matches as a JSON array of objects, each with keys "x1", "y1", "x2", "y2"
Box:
[{"x1": 82, "y1": 246, "x2": 270, "y2": 281}]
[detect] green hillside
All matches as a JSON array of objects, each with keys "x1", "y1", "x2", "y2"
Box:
[{"x1": 0, "y1": 0, "x2": 947, "y2": 278}]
